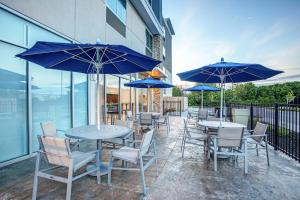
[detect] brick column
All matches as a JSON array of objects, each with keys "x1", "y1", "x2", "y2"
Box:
[{"x1": 152, "y1": 35, "x2": 163, "y2": 114}]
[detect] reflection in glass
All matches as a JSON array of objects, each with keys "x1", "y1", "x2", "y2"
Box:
[
  {"x1": 120, "y1": 78, "x2": 130, "y2": 120},
  {"x1": 139, "y1": 88, "x2": 148, "y2": 112},
  {"x1": 106, "y1": 75, "x2": 119, "y2": 124},
  {"x1": 31, "y1": 65, "x2": 71, "y2": 151},
  {"x1": 73, "y1": 73, "x2": 88, "y2": 127},
  {"x1": 0, "y1": 42, "x2": 28, "y2": 162}
]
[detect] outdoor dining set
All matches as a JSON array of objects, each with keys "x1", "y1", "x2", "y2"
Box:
[{"x1": 15, "y1": 40, "x2": 283, "y2": 200}]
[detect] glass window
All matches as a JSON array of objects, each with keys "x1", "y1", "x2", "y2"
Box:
[
  {"x1": 31, "y1": 64, "x2": 71, "y2": 151},
  {"x1": 163, "y1": 46, "x2": 166, "y2": 60},
  {"x1": 0, "y1": 42, "x2": 28, "y2": 162},
  {"x1": 73, "y1": 73, "x2": 88, "y2": 127},
  {"x1": 0, "y1": 9, "x2": 27, "y2": 47},
  {"x1": 106, "y1": 75, "x2": 119, "y2": 124},
  {"x1": 145, "y1": 29, "x2": 153, "y2": 57},
  {"x1": 120, "y1": 78, "x2": 130, "y2": 120},
  {"x1": 139, "y1": 88, "x2": 148, "y2": 112},
  {"x1": 107, "y1": 0, "x2": 127, "y2": 24}
]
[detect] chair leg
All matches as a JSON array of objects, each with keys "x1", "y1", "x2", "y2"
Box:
[
  {"x1": 66, "y1": 165, "x2": 73, "y2": 200},
  {"x1": 181, "y1": 138, "x2": 186, "y2": 158},
  {"x1": 153, "y1": 141, "x2": 159, "y2": 177},
  {"x1": 244, "y1": 140, "x2": 248, "y2": 174},
  {"x1": 108, "y1": 152, "x2": 113, "y2": 185},
  {"x1": 256, "y1": 144, "x2": 259, "y2": 156},
  {"x1": 139, "y1": 156, "x2": 147, "y2": 195},
  {"x1": 96, "y1": 151, "x2": 101, "y2": 184},
  {"x1": 32, "y1": 153, "x2": 41, "y2": 200},
  {"x1": 213, "y1": 138, "x2": 217, "y2": 171},
  {"x1": 266, "y1": 142, "x2": 270, "y2": 166}
]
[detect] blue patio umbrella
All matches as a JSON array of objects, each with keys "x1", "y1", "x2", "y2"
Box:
[
  {"x1": 124, "y1": 77, "x2": 174, "y2": 111},
  {"x1": 184, "y1": 85, "x2": 220, "y2": 109},
  {"x1": 177, "y1": 58, "x2": 283, "y2": 122},
  {"x1": 16, "y1": 41, "x2": 161, "y2": 128}
]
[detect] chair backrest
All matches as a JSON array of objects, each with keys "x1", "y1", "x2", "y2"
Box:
[
  {"x1": 140, "y1": 129, "x2": 154, "y2": 155},
  {"x1": 183, "y1": 118, "x2": 192, "y2": 138},
  {"x1": 198, "y1": 110, "x2": 208, "y2": 121},
  {"x1": 217, "y1": 127, "x2": 244, "y2": 148},
  {"x1": 140, "y1": 113, "x2": 152, "y2": 125},
  {"x1": 253, "y1": 122, "x2": 268, "y2": 142},
  {"x1": 126, "y1": 111, "x2": 133, "y2": 120},
  {"x1": 232, "y1": 108, "x2": 250, "y2": 127},
  {"x1": 115, "y1": 119, "x2": 134, "y2": 129},
  {"x1": 39, "y1": 135, "x2": 71, "y2": 167},
  {"x1": 40, "y1": 121, "x2": 57, "y2": 137}
]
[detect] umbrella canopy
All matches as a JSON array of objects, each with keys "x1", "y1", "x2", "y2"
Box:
[
  {"x1": 184, "y1": 85, "x2": 220, "y2": 109},
  {"x1": 16, "y1": 41, "x2": 160, "y2": 74},
  {"x1": 184, "y1": 85, "x2": 220, "y2": 92},
  {"x1": 177, "y1": 58, "x2": 283, "y2": 83},
  {"x1": 124, "y1": 77, "x2": 174, "y2": 88},
  {"x1": 16, "y1": 41, "x2": 161, "y2": 128},
  {"x1": 124, "y1": 77, "x2": 174, "y2": 111},
  {"x1": 177, "y1": 58, "x2": 283, "y2": 122}
]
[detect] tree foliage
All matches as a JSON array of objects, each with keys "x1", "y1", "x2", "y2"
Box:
[
  {"x1": 186, "y1": 81, "x2": 300, "y2": 106},
  {"x1": 172, "y1": 86, "x2": 183, "y2": 97}
]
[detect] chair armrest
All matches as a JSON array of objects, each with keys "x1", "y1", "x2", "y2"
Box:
[
  {"x1": 246, "y1": 134, "x2": 266, "y2": 138},
  {"x1": 57, "y1": 129, "x2": 66, "y2": 133}
]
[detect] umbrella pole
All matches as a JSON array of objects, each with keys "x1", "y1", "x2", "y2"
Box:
[
  {"x1": 201, "y1": 90, "x2": 204, "y2": 109},
  {"x1": 147, "y1": 85, "x2": 150, "y2": 112},
  {"x1": 96, "y1": 67, "x2": 101, "y2": 130},
  {"x1": 220, "y1": 76, "x2": 224, "y2": 124}
]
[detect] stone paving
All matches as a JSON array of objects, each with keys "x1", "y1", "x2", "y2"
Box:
[{"x1": 1, "y1": 116, "x2": 300, "y2": 200}]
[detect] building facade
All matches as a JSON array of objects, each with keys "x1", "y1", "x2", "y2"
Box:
[{"x1": 0, "y1": 0, "x2": 174, "y2": 166}]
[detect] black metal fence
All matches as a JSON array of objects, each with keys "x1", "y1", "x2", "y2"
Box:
[
  {"x1": 163, "y1": 100, "x2": 182, "y2": 116},
  {"x1": 227, "y1": 103, "x2": 300, "y2": 161}
]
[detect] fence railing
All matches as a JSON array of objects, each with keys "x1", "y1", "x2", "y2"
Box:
[
  {"x1": 226, "y1": 103, "x2": 300, "y2": 162},
  {"x1": 163, "y1": 100, "x2": 182, "y2": 116}
]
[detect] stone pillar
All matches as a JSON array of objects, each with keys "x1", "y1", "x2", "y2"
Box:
[{"x1": 152, "y1": 34, "x2": 163, "y2": 114}]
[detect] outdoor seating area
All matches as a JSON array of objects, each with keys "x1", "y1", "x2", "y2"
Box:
[
  {"x1": 1, "y1": 115, "x2": 300, "y2": 199},
  {"x1": 1, "y1": 1, "x2": 300, "y2": 200}
]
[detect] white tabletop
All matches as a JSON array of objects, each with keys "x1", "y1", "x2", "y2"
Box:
[
  {"x1": 198, "y1": 120, "x2": 246, "y2": 129},
  {"x1": 65, "y1": 125, "x2": 131, "y2": 140},
  {"x1": 138, "y1": 112, "x2": 160, "y2": 116}
]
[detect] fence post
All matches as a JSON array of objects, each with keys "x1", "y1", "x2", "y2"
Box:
[
  {"x1": 250, "y1": 103, "x2": 254, "y2": 129},
  {"x1": 179, "y1": 100, "x2": 181, "y2": 117},
  {"x1": 274, "y1": 103, "x2": 279, "y2": 151},
  {"x1": 163, "y1": 100, "x2": 165, "y2": 114}
]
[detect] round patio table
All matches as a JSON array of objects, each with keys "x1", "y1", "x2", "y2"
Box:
[
  {"x1": 138, "y1": 112, "x2": 161, "y2": 118},
  {"x1": 65, "y1": 124, "x2": 132, "y2": 176},
  {"x1": 198, "y1": 120, "x2": 246, "y2": 158},
  {"x1": 198, "y1": 120, "x2": 246, "y2": 129}
]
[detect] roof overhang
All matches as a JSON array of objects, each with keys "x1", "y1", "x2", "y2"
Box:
[
  {"x1": 147, "y1": 67, "x2": 167, "y2": 79},
  {"x1": 164, "y1": 18, "x2": 175, "y2": 35},
  {"x1": 130, "y1": 0, "x2": 163, "y2": 35}
]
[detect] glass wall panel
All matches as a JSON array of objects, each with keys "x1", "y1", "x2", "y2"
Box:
[
  {"x1": 120, "y1": 78, "x2": 130, "y2": 120},
  {"x1": 0, "y1": 9, "x2": 26, "y2": 47},
  {"x1": 139, "y1": 88, "x2": 148, "y2": 112},
  {"x1": 31, "y1": 65, "x2": 71, "y2": 151},
  {"x1": 73, "y1": 73, "x2": 88, "y2": 127},
  {"x1": 106, "y1": 75, "x2": 119, "y2": 124},
  {"x1": 0, "y1": 42, "x2": 28, "y2": 162}
]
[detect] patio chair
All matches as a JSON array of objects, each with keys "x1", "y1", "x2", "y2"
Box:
[
  {"x1": 246, "y1": 122, "x2": 269, "y2": 166},
  {"x1": 208, "y1": 127, "x2": 248, "y2": 174},
  {"x1": 198, "y1": 110, "x2": 208, "y2": 121},
  {"x1": 108, "y1": 129, "x2": 158, "y2": 195},
  {"x1": 102, "y1": 119, "x2": 134, "y2": 148},
  {"x1": 139, "y1": 112, "x2": 154, "y2": 134},
  {"x1": 181, "y1": 118, "x2": 207, "y2": 158},
  {"x1": 40, "y1": 121, "x2": 80, "y2": 150},
  {"x1": 126, "y1": 110, "x2": 133, "y2": 121},
  {"x1": 154, "y1": 112, "x2": 170, "y2": 135},
  {"x1": 232, "y1": 108, "x2": 250, "y2": 127},
  {"x1": 32, "y1": 135, "x2": 101, "y2": 200}
]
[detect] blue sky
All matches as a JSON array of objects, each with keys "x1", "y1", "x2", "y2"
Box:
[{"x1": 163, "y1": 0, "x2": 300, "y2": 85}]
